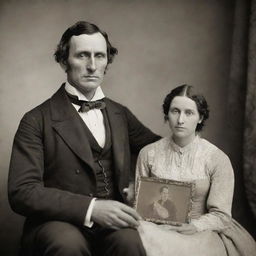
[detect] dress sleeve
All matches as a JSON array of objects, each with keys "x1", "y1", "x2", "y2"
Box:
[
  {"x1": 191, "y1": 150, "x2": 234, "y2": 232},
  {"x1": 135, "y1": 147, "x2": 153, "y2": 181}
]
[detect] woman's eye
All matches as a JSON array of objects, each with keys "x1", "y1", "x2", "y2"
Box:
[{"x1": 185, "y1": 111, "x2": 193, "y2": 116}]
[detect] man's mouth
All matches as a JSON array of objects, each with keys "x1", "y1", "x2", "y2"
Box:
[{"x1": 84, "y1": 75, "x2": 99, "y2": 79}]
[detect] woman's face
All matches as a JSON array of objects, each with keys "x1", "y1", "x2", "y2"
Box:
[{"x1": 168, "y1": 96, "x2": 202, "y2": 147}]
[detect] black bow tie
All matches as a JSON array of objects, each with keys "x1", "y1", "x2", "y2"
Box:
[{"x1": 67, "y1": 93, "x2": 106, "y2": 112}]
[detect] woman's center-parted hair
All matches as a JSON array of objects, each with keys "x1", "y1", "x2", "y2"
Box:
[
  {"x1": 162, "y1": 84, "x2": 209, "y2": 132},
  {"x1": 54, "y1": 21, "x2": 118, "y2": 65}
]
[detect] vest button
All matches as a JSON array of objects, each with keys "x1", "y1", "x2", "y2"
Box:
[{"x1": 75, "y1": 169, "x2": 80, "y2": 174}]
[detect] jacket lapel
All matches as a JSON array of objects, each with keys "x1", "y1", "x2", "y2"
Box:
[
  {"x1": 104, "y1": 98, "x2": 126, "y2": 176},
  {"x1": 50, "y1": 85, "x2": 94, "y2": 170}
]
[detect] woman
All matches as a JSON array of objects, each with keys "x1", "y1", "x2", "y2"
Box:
[{"x1": 136, "y1": 85, "x2": 256, "y2": 256}]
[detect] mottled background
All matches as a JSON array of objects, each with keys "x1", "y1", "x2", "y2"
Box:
[{"x1": 1, "y1": 0, "x2": 253, "y2": 255}]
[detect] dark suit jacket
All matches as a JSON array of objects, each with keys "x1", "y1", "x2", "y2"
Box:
[{"x1": 8, "y1": 85, "x2": 160, "y2": 229}]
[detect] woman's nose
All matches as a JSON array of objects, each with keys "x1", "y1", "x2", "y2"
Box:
[{"x1": 177, "y1": 113, "x2": 184, "y2": 124}]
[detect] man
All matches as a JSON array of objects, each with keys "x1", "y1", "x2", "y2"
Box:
[
  {"x1": 8, "y1": 21, "x2": 160, "y2": 256},
  {"x1": 147, "y1": 186, "x2": 177, "y2": 221}
]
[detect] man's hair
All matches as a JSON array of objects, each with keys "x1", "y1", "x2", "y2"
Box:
[
  {"x1": 54, "y1": 21, "x2": 118, "y2": 65},
  {"x1": 162, "y1": 84, "x2": 209, "y2": 132},
  {"x1": 160, "y1": 186, "x2": 169, "y2": 193}
]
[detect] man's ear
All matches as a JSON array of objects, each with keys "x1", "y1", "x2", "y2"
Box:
[
  {"x1": 60, "y1": 60, "x2": 68, "y2": 72},
  {"x1": 198, "y1": 116, "x2": 203, "y2": 124},
  {"x1": 104, "y1": 64, "x2": 109, "y2": 75}
]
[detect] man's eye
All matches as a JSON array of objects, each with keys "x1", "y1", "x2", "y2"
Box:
[
  {"x1": 78, "y1": 53, "x2": 88, "y2": 58},
  {"x1": 96, "y1": 54, "x2": 105, "y2": 58},
  {"x1": 171, "y1": 109, "x2": 179, "y2": 114}
]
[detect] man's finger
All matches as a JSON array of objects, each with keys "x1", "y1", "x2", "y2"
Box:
[
  {"x1": 110, "y1": 216, "x2": 130, "y2": 229},
  {"x1": 123, "y1": 188, "x2": 129, "y2": 194},
  {"x1": 120, "y1": 203, "x2": 141, "y2": 220},
  {"x1": 116, "y1": 210, "x2": 140, "y2": 228},
  {"x1": 110, "y1": 225, "x2": 121, "y2": 230}
]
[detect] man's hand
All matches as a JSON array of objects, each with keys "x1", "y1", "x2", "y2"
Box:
[
  {"x1": 122, "y1": 182, "x2": 135, "y2": 205},
  {"x1": 91, "y1": 200, "x2": 141, "y2": 230}
]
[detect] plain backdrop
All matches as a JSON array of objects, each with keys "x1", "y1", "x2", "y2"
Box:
[{"x1": 0, "y1": 0, "x2": 238, "y2": 255}]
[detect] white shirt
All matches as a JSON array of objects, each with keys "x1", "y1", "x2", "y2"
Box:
[
  {"x1": 65, "y1": 82, "x2": 106, "y2": 148},
  {"x1": 65, "y1": 82, "x2": 105, "y2": 227}
]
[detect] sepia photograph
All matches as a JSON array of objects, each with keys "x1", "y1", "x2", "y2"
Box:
[
  {"x1": 0, "y1": 0, "x2": 256, "y2": 256},
  {"x1": 134, "y1": 177, "x2": 194, "y2": 224}
]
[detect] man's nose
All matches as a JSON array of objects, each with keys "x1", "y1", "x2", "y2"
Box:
[{"x1": 86, "y1": 57, "x2": 96, "y2": 72}]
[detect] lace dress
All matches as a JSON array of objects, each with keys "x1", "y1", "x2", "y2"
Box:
[{"x1": 136, "y1": 136, "x2": 256, "y2": 256}]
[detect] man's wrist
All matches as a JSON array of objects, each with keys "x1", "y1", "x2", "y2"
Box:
[{"x1": 84, "y1": 197, "x2": 97, "y2": 228}]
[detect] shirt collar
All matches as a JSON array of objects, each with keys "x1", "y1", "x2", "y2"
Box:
[
  {"x1": 169, "y1": 135, "x2": 199, "y2": 154},
  {"x1": 65, "y1": 81, "x2": 105, "y2": 101}
]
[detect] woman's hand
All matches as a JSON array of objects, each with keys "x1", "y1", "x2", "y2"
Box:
[{"x1": 159, "y1": 223, "x2": 197, "y2": 235}]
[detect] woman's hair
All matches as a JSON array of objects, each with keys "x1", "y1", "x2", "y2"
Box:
[
  {"x1": 160, "y1": 186, "x2": 169, "y2": 193},
  {"x1": 54, "y1": 21, "x2": 118, "y2": 65},
  {"x1": 162, "y1": 84, "x2": 209, "y2": 132}
]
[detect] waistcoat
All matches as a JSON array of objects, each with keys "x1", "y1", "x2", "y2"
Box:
[{"x1": 82, "y1": 109, "x2": 116, "y2": 199}]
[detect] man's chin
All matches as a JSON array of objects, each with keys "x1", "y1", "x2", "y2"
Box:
[{"x1": 80, "y1": 83, "x2": 100, "y2": 91}]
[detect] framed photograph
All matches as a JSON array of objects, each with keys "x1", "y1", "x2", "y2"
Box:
[{"x1": 134, "y1": 177, "x2": 195, "y2": 225}]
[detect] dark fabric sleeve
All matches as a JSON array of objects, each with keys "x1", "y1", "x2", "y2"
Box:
[
  {"x1": 122, "y1": 106, "x2": 160, "y2": 182},
  {"x1": 123, "y1": 106, "x2": 161, "y2": 153},
  {"x1": 8, "y1": 113, "x2": 92, "y2": 226}
]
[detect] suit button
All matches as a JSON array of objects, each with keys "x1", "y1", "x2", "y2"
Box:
[
  {"x1": 75, "y1": 169, "x2": 80, "y2": 174},
  {"x1": 89, "y1": 193, "x2": 93, "y2": 197}
]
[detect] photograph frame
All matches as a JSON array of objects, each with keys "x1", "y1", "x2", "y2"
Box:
[{"x1": 134, "y1": 176, "x2": 195, "y2": 225}]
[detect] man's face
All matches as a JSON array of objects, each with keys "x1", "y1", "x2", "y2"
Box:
[
  {"x1": 63, "y1": 32, "x2": 108, "y2": 98},
  {"x1": 160, "y1": 188, "x2": 169, "y2": 202}
]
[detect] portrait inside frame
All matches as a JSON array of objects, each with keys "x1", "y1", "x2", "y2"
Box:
[{"x1": 134, "y1": 177, "x2": 194, "y2": 225}]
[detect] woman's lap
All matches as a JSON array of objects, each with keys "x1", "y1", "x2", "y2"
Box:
[{"x1": 138, "y1": 221, "x2": 227, "y2": 256}]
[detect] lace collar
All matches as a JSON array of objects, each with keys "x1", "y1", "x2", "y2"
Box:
[{"x1": 169, "y1": 135, "x2": 200, "y2": 154}]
